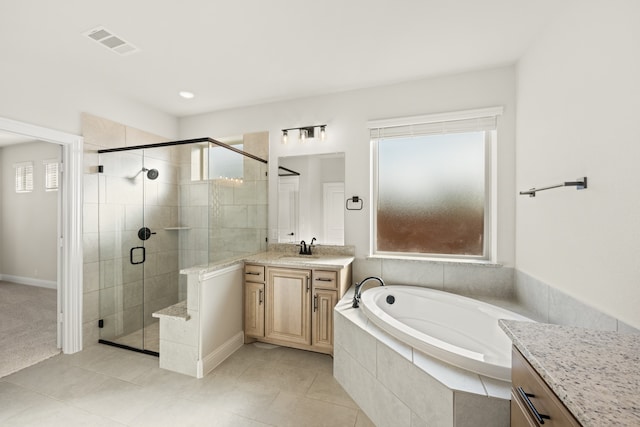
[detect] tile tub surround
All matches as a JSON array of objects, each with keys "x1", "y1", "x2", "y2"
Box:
[
  {"x1": 514, "y1": 270, "x2": 640, "y2": 333},
  {"x1": 334, "y1": 287, "x2": 511, "y2": 427},
  {"x1": 500, "y1": 320, "x2": 640, "y2": 426},
  {"x1": 353, "y1": 257, "x2": 515, "y2": 299}
]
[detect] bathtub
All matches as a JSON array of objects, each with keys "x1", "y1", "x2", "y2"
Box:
[{"x1": 360, "y1": 285, "x2": 532, "y2": 381}]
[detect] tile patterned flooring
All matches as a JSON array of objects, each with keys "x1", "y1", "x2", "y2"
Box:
[{"x1": 0, "y1": 342, "x2": 374, "y2": 426}]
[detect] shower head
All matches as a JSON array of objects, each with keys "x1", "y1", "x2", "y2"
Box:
[{"x1": 143, "y1": 168, "x2": 159, "y2": 180}]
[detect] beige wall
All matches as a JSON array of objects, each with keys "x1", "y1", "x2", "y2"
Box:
[
  {"x1": 0, "y1": 141, "x2": 60, "y2": 284},
  {"x1": 516, "y1": 0, "x2": 640, "y2": 328}
]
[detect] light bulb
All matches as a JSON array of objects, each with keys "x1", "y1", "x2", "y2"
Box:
[
  {"x1": 320, "y1": 126, "x2": 326, "y2": 141},
  {"x1": 282, "y1": 130, "x2": 288, "y2": 144}
]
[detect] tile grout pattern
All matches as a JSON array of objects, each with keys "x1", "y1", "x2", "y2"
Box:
[{"x1": 0, "y1": 343, "x2": 374, "y2": 427}]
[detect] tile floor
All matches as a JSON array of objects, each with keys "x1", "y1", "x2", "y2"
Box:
[
  {"x1": 0, "y1": 342, "x2": 374, "y2": 427},
  {"x1": 107, "y1": 322, "x2": 160, "y2": 354}
]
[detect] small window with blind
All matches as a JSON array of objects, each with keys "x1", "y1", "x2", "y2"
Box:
[
  {"x1": 369, "y1": 107, "x2": 503, "y2": 261},
  {"x1": 43, "y1": 159, "x2": 59, "y2": 191},
  {"x1": 14, "y1": 161, "x2": 34, "y2": 193}
]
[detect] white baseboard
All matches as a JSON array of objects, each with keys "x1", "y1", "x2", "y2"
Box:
[
  {"x1": 0, "y1": 274, "x2": 57, "y2": 289},
  {"x1": 197, "y1": 331, "x2": 244, "y2": 379}
]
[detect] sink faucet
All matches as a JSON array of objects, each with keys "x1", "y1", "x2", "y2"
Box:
[
  {"x1": 298, "y1": 238, "x2": 317, "y2": 255},
  {"x1": 352, "y1": 276, "x2": 385, "y2": 308}
]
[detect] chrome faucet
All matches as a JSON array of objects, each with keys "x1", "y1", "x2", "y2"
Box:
[{"x1": 352, "y1": 276, "x2": 385, "y2": 308}]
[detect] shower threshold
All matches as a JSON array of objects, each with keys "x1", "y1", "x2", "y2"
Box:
[{"x1": 99, "y1": 322, "x2": 160, "y2": 357}]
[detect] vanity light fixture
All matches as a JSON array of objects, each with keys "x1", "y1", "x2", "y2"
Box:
[{"x1": 281, "y1": 125, "x2": 327, "y2": 144}]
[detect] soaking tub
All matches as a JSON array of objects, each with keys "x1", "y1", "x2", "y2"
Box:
[{"x1": 360, "y1": 285, "x2": 532, "y2": 381}]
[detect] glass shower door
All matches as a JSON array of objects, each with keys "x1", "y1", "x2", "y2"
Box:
[{"x1": 98, "y1": 149, "x2": 147, "y2": 352}]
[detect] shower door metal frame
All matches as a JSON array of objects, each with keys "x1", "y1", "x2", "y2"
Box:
[{"x1": 97, "y1": 136, "x2": 268, "y2": 357}]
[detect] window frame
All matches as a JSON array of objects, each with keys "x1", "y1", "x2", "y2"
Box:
[
  {"x1": 14, "y1": 161, "x2": 34, "y2": 193},
  {"x1": 369, "y1": 107, "x2": 502, "y2": 263},
  {"x1": 43, "y1": 159, "x2": 60, "y2": 191}
]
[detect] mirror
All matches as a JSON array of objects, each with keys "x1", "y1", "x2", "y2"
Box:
[{"x1": 277, "y1": 153, "x2": 345, "y2": 245}]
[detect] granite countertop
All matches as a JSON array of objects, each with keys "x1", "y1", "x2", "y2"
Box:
[
  {"x1": 152, "y1": 300, "x2": 189, "y2": 320},
  {"x1": 243, "y1": 251, "x2": 354, "y2": 269},
  {"x1": 179, "y1": 246, "x2": 355, "y2": 276},
  {"x1": 499, "y1": 320, "x2": 640, "y2": 427}
]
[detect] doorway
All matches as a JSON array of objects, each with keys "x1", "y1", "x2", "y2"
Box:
[{"x1": 0, "y1": 117, "x2": 83, "y2": 355}]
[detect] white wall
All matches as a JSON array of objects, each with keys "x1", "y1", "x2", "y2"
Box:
[
  {"x1": 180, "y1": 66, "x2": 517, "y2": 264},
  {"x1": 0, "y1": 148, "x2": 3, "y2": 273},
  {"x1": 0, "y1": 141, "x2": 60, "y2": 284},
  {"x1": 0, "y1": 75, "x2": 178, "y2": 140},
  {"x1": 516, "y1": 0, "x2": 640, "y2": 328}
]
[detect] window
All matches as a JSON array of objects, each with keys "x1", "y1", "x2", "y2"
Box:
[
  {"x1": 14, "y1": 162, "x2": 33, "y2": 193},
  {"x1": 369, "y1": 107, "x2": 502, "y2": 260},
  {"x1": 44, "y1": 159, "x2": 59, "y2": 191}
]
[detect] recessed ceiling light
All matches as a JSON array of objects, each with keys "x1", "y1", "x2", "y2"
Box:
[{"x1": 179, "y1": 91, "x2": 195, "y2": 99}]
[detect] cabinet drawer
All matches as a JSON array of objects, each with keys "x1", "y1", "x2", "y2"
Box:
[
  {"x1": 313, "y1": 270, "x2": 337, "y2": 289},
  {"x1": 245, "y1": 264, "x2": 265, "y2": 282},
  {"x1": 511, "y1": 348, "x2": 581, "y2": 427}
]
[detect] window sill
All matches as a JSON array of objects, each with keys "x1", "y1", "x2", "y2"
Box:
[{"x1": 366, "y1": 254, "x2": 502, "y2": 268}]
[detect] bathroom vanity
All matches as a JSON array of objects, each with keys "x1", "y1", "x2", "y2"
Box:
[
  {"x1": 243, "y1": 251, "x2": 353, "y2": 354},
  {"x1": 500, "y1": 320, "x2": 640, "y2": 427}
]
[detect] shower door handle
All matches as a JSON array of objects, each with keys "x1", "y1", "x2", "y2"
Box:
[{"x1": 130, "y1": 246, "x2": 146, "y2": 265}]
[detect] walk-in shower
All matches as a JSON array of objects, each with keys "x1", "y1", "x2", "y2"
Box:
[{"x1": 97, "y1": 136, "x2": 268, "y2": 355}]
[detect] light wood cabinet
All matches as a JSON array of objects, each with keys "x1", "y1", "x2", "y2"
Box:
[
  {"x1": 312, "y1": 289, "x2": 337, "y2": 351},
  {"x1": 244, "y1": 281, "x2": 264, "y2": 338},
  {"x1": 243, "y1": 262, "x2": 351, "y2": 354},
  {"x1": 511, "y1": 347, "x2": 581, "y2": 427},
  {"x1": 265, "y1": 267, "x2": 311, "y2": 345}
]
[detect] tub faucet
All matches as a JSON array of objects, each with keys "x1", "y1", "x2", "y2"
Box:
[{"x1": 352, "y1": 276, "x2": 385, "y2": 308}]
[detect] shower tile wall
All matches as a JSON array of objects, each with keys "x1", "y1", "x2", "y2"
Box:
[{"x1": 208, "y1": 131, "x2": 268, "y2": 264}]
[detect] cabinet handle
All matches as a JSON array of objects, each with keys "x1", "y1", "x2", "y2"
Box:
[
  {"x1": 246, "y1": 272, "x2": 260, "y2": 275},
  {"x1": 313, "y1": 295, "x2": 318, "y2": 312},
  {"x1": 315, "y1": 278, "x2": 333, "y2": 282},
  {"x1": 517, "y1": 387, "x2": 550, "y2": 424},
  {"x1": 258, "y1": 289, "x2": 263, "y2": 305}
]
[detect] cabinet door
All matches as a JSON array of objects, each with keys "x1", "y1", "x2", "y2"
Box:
[
  {"x1": 265, "y1": 267, "x2": 311, "y2": 345},
  {"x1": 245, "y1": 282, "x2": 265, "y2": 338},
  {"x1": 312, "y1": 289, "x2": 337, "y2": 351},
  {"x1": 511, "y1": 391, "x2": 537, "y2": 427}
]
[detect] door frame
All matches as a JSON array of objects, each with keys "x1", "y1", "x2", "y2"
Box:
[{"x1": 0, "y1": 116, "x2": 83, "y2": 354}]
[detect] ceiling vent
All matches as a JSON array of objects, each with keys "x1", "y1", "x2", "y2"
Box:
[{"x1": 83, "y1": 26, "x2": 139, "y2": 56}]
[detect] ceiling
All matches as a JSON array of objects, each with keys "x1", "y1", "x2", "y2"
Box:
[{"x1": 0, "y1": 0, "x2": 560, "y2": 118}]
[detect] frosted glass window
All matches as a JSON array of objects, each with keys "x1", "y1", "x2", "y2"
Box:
[
  {"x1": 375, "y1": 132, "x2": 487, "y2": 257},
  {"x1": 14, "y1": 162, "x2": 33, "y2": 193}
]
